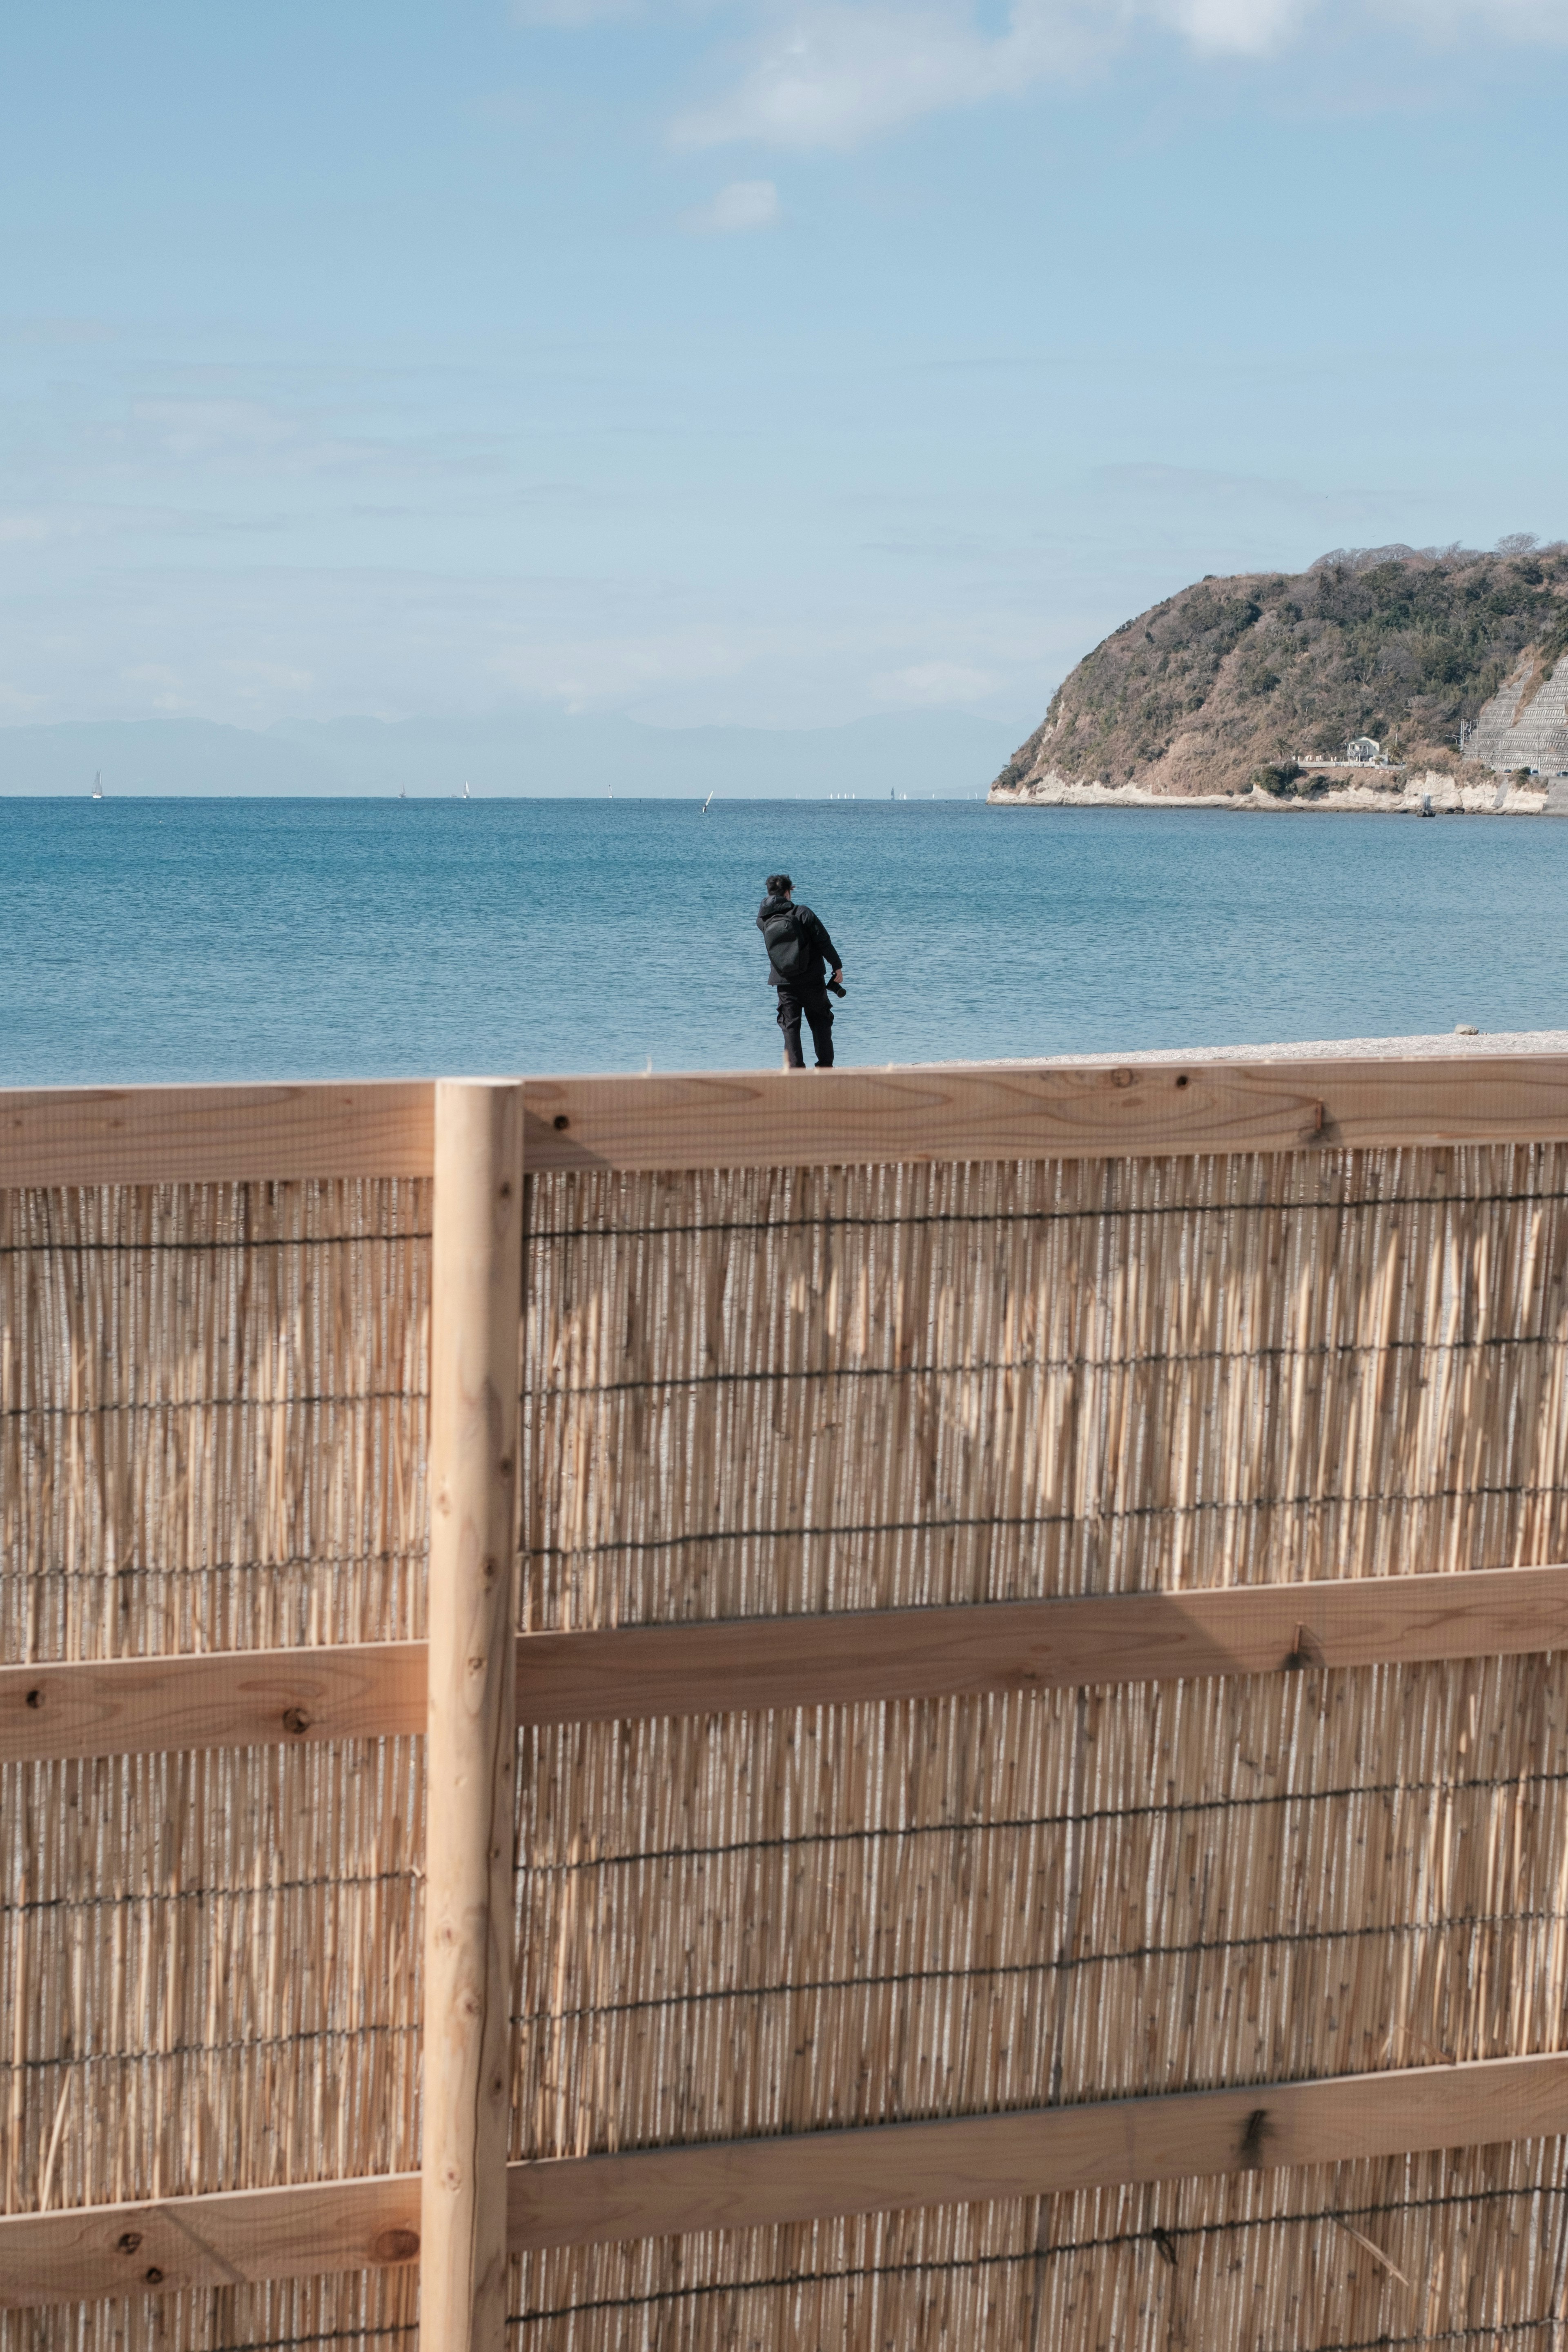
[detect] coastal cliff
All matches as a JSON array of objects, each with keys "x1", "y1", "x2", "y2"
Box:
[{"x1": 991, "y1": 543, "x2": 1568, "y2": 806}]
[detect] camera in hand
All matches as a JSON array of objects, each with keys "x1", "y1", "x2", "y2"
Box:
[{"x1": 827, "y1": 979, "x2": 846, "y2": 999}]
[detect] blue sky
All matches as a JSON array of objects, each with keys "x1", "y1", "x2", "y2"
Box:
[{"x1": 3, "y1": 0, "x2": 1567, "y2": 738}]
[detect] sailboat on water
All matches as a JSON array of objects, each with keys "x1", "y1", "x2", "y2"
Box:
[
  {"x1": 91, "y1": 772, "x2": 103, "y2": 801},
  {"x1": 461, "y1": 782, "x2": 472, "y2": 802}
]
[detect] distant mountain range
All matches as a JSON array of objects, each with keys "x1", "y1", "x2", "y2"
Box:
[
  {"x1": 990, "y1": 544, "x2": 1568, "y2": 801},
  {"x1": 0, "y1": 709, "x2": 1018, "y2": 799}
]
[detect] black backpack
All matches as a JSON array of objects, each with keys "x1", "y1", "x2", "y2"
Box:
[{"x1": 761, "y1": 902, "x2": 813, "y2": 984}]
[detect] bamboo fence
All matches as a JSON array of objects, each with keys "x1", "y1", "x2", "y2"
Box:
[{"x1": 6, "y1": 1057, "x2": 1568, "y2": 2350}]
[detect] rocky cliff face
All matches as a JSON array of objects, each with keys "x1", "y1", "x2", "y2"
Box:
[{"x1": 992, "y1": 545, "x2": 1568, "y2": 803}]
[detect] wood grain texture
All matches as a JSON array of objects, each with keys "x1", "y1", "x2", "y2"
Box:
[
  {"x1": 10, "y1": 2051, "x2": 1564, "y2": 2308},
  {"x1": 420, "y1": 1082, "x2": 526, "y2": 2352},
  {"x1": 522, "y1": 1054, "x2": 1568, "y2": 1173},
  {"x1": 0, "y1": 1642, "x2": 427, "y2": 1763},
  {"x1": 514, "y1": 1564, "x2": 1568, "y2": 1724},
  {"x1": 0, "y1": 2171, "x2": 421, "y2": 2310},
  {"x1": 4, "y1": 1565, "x2": 1568, "y2": 1762},
  {"x1": 505, "y1": 2052, "x2": 1568, "y2": 2251},
  {"x1": 6, "y1": 1054, "x2": 1568, "y2": 1187},
  {"x1": 0, "y1": 1080, "x2": 434, "y2": 1186}
]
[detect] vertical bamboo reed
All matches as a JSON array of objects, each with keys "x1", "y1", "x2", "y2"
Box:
[{"x1": 419, "y1": 1085, "x2": 525, "y2": 2352}]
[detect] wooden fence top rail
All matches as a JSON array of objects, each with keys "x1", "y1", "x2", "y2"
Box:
[
  {"x1": 5, "y1": 1051, "x2": 1568, "y2": 1183},
  {"x1": 522, "y1": 1053, "x2": 1568, "y2": 1175},
  {"x1": 0, "y1": 1080, "x2": 434, "y2": 1186},
  {"x1": 5, "y1": 1565, "x2": 1566, "y2": 1761}
]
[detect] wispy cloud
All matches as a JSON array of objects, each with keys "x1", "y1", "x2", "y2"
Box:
[
  {"x1": 667, "y1": 0, "x2": 1568, "y2": 153},
  {"x1": 672, "y1": 2, "x2": 1103, "y2": 149},
  {"x1": 670, "y1": 0, "x2": 1317, "y2": 151},
  {"x1": 873, "y1": 658, "x2": 998, "y2": 704},
  {"x1": 680, "y1": 178, "x2": 783, "y2": 232},
  {"x1": 1158, "y1": 0, "x2": 1313, "y2": 55}
]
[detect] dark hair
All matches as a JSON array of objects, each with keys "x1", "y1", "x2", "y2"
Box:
[{"x1": 766, "y1": 872, "x2": 793, "y2": 895}]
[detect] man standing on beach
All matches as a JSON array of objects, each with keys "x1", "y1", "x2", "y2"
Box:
[{"x1": 756, "y1": 873, "x2": 844, "y2": 1069}]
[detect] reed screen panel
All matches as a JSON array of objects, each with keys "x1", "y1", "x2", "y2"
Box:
[
  {"x1": 506, "y1": 2142, "x2": 1568, "y2": 2350},
  {"x1": 0, "y1": 1179, "x2": 430, "y2": 2352},
  {"x1": 7, "y1": 1140, "x2": 1568, "y2": 2349},
  {"x1": 512, "y1": 1144, "x2": 1568, "y2": 2348}
]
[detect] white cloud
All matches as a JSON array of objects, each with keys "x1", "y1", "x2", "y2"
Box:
[
  {"x1": 490, "y1": 622, "x2": 760, "y2": 706},
  {"x1": 1158, "y1": 0, "x2": 1313, "y2": 53},
  {"x1": 118, "y1": 663, "x2": 195, "y2": 712},
  {"x1": 873, "y1": 659, "x2": 998, "y2": 704},
  {"x1": 222, "y1": 657, "x2": 316, "y2": 701},
  {"x1": 668, "y1": 0, "x2": 1568, "y2": 154},
  {"x1": 680, "y1": 178, "x2": 784, "y2": 232},
  {"x1": 668, "y1": 0, "x2": 1336, "y2": 151},
  {"x1": 674, "y1": 1, "x2": 1114, "y2": 149}
]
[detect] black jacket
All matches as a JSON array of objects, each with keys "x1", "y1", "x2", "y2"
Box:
[{"x1": 756, "y1": 894, "x2": 840, "y2": 990}]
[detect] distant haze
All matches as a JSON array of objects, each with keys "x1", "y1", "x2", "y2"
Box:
[{"x1": 0, "y1": 711, "x2": 1017, "y2": 799}]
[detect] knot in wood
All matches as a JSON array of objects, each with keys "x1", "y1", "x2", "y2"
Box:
[
  {"x1": 24, "y1": 1688, "x2": 43, "y2": 1710},
  {"x1": 281, "y1": 1707, "x2": 311, "y2": 1737},
  {"x1": 144, "y1": 2268, "x2": 164, "y2": 2285},
  {"x1": 372, "y1": 2227, "x2": 421, "y2": 2264},
  {"x1": 116, "y1": 2232, "x2": 142, "y2": 2254}
]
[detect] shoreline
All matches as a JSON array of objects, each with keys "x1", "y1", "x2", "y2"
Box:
[
  {"x1": 962, "y1": 1028, "x2": 1568, "y2": 1068},
  {"x1": 988, "y1": 771, "x2": 1554, "y2": 816}
]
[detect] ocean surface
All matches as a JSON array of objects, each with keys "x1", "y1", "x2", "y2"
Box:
[{"x1": 2, "y1": 796, "x2": 1566, "y2": 1084}]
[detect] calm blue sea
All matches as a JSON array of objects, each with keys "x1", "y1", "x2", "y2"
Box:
[{"x1": 2, "y1": 796, "x2": 1565, "y2": 1084}]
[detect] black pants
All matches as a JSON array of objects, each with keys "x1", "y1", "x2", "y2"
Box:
[{"x1": 775, "y1": 982, "x2": 834, "y2": 1068}]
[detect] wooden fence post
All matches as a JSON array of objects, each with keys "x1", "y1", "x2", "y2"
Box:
[{"x1": 419, "y1": 1081, "x2": 525, "y2": 2352}]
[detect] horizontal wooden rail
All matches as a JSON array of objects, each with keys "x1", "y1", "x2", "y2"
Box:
[
  {"x1": 511, "y1": 1563, "x2": 1568, "y2": 1723},
  {"x1": 8, "y1": 2053, "x2": 1568, "y2": 2307},
  {"x1": 505, "y1": 2051, "x2": 1568, "y2": 2252},
  {"x1": 0, "y1": 2170, "x2": 421, "y2": 2310},
  {"x1": 0, "y1": 1642, "x2": 427, "y2": 1762},
  {"x1": 0, "y1": 1080, "x2": 434, "y2": 1186},
  {"x1": 521, "y1": 1052, "x2": 1568, "y2": 1174},
  {"x1": 6, "y1": 1051, "x2": 1568, "y2": 1186},
  {"x1": 6, "y1": 1566, "x2": 1568, "y2": 1762}
]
